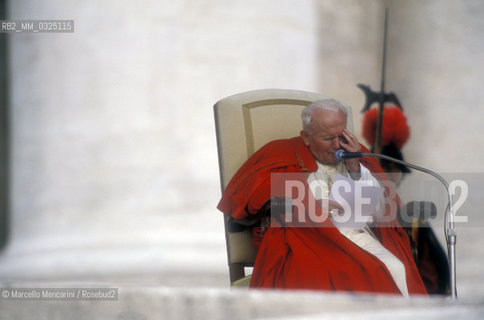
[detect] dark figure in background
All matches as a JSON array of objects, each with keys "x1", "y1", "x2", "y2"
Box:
[{"x1": 361, "y1": 101, "x2": 450, "y2": 295}]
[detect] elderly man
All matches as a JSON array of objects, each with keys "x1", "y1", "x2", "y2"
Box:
[{"x1": 217, "y1": 99, "x2": 427, "y2": 296}]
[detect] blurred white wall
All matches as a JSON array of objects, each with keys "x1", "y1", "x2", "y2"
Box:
[
  {"x1": 1, "y1": 0, "x2": 323, "y2": 284},
  {"x1": 386, "y1": 0, "x2": 484, "y2": 172}
]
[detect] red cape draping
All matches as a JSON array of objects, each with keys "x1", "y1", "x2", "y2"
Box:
[{"x1": 217, "y1": 137, "x2": 427, "y2": 295}]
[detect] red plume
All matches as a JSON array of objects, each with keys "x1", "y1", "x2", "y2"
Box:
[{"x1": 362, "y1": 106, "x2": 410, "y2": 150}]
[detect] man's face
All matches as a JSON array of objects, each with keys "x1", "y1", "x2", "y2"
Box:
[{"x1": 300, "y1": 109, "x2": 347, "y2": 165}]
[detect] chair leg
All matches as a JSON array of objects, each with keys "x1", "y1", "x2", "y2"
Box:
[{"x1": 229, "y1": 263, "x2": 245, "y2": 284}]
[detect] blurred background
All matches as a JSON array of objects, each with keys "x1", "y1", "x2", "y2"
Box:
[{"x1": 0, "y1": 0, "x2": 483, "y2": 318}]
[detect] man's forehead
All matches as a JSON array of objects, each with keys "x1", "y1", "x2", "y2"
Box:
[{"x1": 310, "y1": 110, "x2": 347, "y2": 131}]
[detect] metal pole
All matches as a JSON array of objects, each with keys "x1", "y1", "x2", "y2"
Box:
[
  {"x1": 374, "y1": 7, "x2": 388, "y2": 154},
  {"x1": 357, "y1": 152, "x2": 458, "y2": 298}
]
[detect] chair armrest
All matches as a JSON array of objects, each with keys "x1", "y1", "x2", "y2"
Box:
[{"x1": 398, "y1": 201, "x2": 437, "y2": 227}]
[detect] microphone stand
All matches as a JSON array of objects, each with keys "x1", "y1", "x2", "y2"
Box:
[{"x1": 347, "y1": 152, "x2": 457, "y2": 299}]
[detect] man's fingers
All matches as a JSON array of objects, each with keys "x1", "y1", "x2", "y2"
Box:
[
  {"x1": 320, "y1": 200, "x2": 340, "y2": 211},
  {"x1": 341, "y1": 129, "x2": 361, "y2": 152},
  {"x1": 342, "y1": 129, "x2": 357, "y2": 143},
  {"x1": 327, "y1": 200, "x2": 344, "y2": 211}
]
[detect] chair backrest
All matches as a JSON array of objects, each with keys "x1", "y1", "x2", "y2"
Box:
[{"x1": 214, "y1": 89, "x2": 354, "y2": 284}]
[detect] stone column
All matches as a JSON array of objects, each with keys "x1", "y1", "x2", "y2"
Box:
[{"x1": 0, "y1": 0, "x2": 322, "y2": 285}]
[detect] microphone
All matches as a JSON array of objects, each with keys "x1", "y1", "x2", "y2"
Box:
[
  {"x1": 334, "y1": 149, "x2": 364, "y2": 161},
  {"x1": 334, "y1": 148, "x2": 458, "y2": 299}
]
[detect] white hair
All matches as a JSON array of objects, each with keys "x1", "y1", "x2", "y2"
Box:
[{"x1": 301, "y1": 99, "x2": 348, "y2": 132}]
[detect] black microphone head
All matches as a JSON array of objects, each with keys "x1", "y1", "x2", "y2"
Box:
[{"x1": 335, "y1": 149, "x2": 345, "y2": 162}]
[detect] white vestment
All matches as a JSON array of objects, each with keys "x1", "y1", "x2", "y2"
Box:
[{"x1": 307, "y1": 161, "x2": 409, "y2": 297}]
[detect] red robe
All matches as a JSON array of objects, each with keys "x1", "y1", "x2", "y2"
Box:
[{"x1": 218, "y1": 137, "x2": 427, "y2": 295}]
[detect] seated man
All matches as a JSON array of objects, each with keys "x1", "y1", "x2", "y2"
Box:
[{"x1": 217, "y1": 99, "x2": 427, "y2": 296}]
